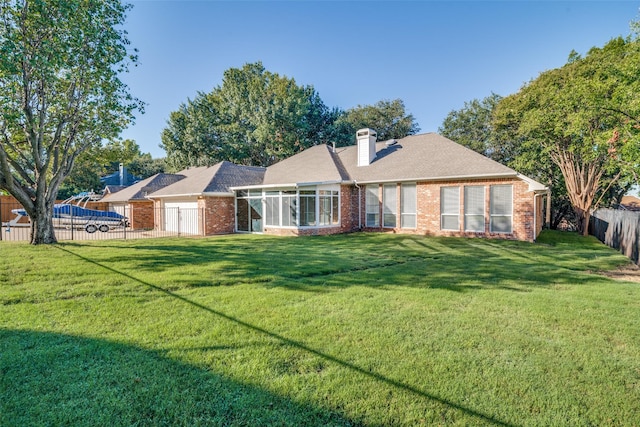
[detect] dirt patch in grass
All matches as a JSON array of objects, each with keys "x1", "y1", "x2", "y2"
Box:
[{"x1": 597, "y1": 264, "x2": 640, "y2": 283}]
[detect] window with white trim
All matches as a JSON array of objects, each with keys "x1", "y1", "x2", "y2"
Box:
[
  {"x1": 264, "y1": 191, "x2": 280, "y2": 226},
  {"x1": 490, "y1": 184, "x2": 513, "y2": 233},
  {"x1": 319, "y1": 190, "x2": 339, "y2": 226},
  {"x1": 401, "y1": 183, "x2": 417, "y2": 228},
  {"x1": 441, "y1": 186, "x2": 460, "y2": 231},
  {"x1": 299, "y1": 190, "x2": 316, "y2": 226},
  {"x1": 464, "y1": 186, "x2": 485, "y2": 232},
  {"x1": 383, "y1": 184, "x2": 397, "y2": 228},
  {"x1": 281, "y1": 191, "x2": 297, "y2": 227},
  {"x1": 366, "y1": 185, "x2": 379, "y2": 227}
]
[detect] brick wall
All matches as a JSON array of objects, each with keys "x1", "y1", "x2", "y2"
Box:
[
  {"x1": 356, "y1": 178, "x2": 540, "y2": 242},
  {"x1": 340, "y1": 185, "x2": 360, "y2": 233},
  {"x1": 129, "y1": 201, "x2": 154, "y2": 230},
  {"x1": 259, "y1": 179, "x2": 541, "y2": 241},
  {"x1": 200, "y1": 196, "x2": 235, "y2": 235}
]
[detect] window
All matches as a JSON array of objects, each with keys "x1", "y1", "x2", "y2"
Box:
[
  {"x1": 401, "y1": 183, "x2": 417, "y2": 228},
  {"x1": 366, "y1": 185, "x2": 379, "y2": 227},
  {"x1": 299, "y1": 190, "x2": 316, "y2": 226},
  {"x1": 331, "y1": 191, "x2": 339, "y2": 225},
  {"x1": 490, "y1": 185, "x2": 513, "y2": 233},
  {"x1": 441, "y1": 187, "x2": 460, "y2": 231},
  {"x1": 236, "y1": 190, "x2": 262, "y2": 232},
  {"x1": 264, "y1": 191, "x2": 280, "y2": 226},
  {"x1": 383, "y1": 184, "x2": 397, "y2": 227},
  {"x1": 319, "y1": 190, "x2": 339, "y2": 226},
  {"x1": 281, "y1": 191, "x2": 297, "y2": 227},
  {"x1": 464, "y1": 186, "x2": 485, "y2": 232}
]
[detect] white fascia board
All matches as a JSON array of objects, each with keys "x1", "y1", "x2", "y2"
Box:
[
  {"x1": 230, "y1": 183, "x2": 295, "y2": 191},
  {"x1": 295, "y1": 180, "x2": 343, "y2": 187},
  {"x1": 354, "y1": 173, "x2": 517, "y2": 185},
  {"x1": 516, "y1": 173, "x2": 549, "y2": 192},
  {"x1": 230, "y1": 180, "x2": 345, "y2": 191},
  {"x1": 144, "y1": 193, "x2": 202, "y2": 199},
  {"x1": 201, "y1": 192, "x2": 235, "y2": 197},
  {"x1": 147, "y1": 192, "x2": 234, "y2": 199}
]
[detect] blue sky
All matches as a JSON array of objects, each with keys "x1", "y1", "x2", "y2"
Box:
[{"x1": 120, "y1": 1, "x2": 640, "y2": 158}]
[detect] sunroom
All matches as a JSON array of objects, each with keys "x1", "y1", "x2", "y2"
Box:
[{"x1": 233, "y1": 184, "x2": 341, "y2": 234}]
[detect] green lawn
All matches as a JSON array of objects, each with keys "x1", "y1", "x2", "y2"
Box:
[{"x1": 1, "y1": 231, "x2": 639, "y2": 426}]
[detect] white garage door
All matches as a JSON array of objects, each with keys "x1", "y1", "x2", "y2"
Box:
[{"x1": 164, "y1": 201, "x2": 200, "y2": 235}]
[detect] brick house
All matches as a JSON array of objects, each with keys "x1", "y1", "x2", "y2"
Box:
[
  {"x1": 100, "y1": 173, "x2": 186, "y2": 230},
  {"x1": 231, "y1": 130, "x2": 550, "y2": 242},
  {"x1": 147, "y1": 162, "x2": 265, "y2": 235}
]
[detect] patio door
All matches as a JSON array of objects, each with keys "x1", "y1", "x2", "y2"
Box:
[{"x1": 236, "y1": 197, "x2": 262, "y2": 232}]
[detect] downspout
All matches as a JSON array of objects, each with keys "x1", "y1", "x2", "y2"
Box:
[
  {"x1": 545, "y1": 188, "x2": 551, "y2": 229},
  {"x1": 354, "y1": 181, "x2": 361, "y2": 230},
  {"x1": 534, "y1": 193, "x2": 541, "y2": 242}
]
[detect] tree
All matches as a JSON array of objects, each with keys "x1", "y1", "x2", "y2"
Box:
[
  {"x1": 58, "y1": 140, "x2": 160, "y2": 199},
  {"x1": 439, "y1": 93, "x2": 576, "y2": 229},
  {"x1": 494, "y1": 36, "x2": 640, "y2": 235},
  {"x1": 128, "y1": 154, "x2": 165, "y2": 178},
  {"x1": 162, "y1": 62, "x2": 339, "y2": 169},
  {"x1": 439, "y1": 93, "x2": 517, "y2": 164},
  {"x1": 0, "y1": 0, "x2": 142, "y2": 244},
  {"x1": 336, "y1": 99, "x2": 420, "y2": 143}
]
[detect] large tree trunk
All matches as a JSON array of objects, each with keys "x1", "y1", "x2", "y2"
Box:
[
  {"x1": 29, "y1": 195, "x2": 57, "y2": 245},
  {"x1": 573, "y1": 207, "x2": 591, "y2": 237},
  {"x1": 552, "y1": 150, "x2": 602, "y2": 237}
]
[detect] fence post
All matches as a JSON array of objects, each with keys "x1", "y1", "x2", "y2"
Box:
[
  {"x1": 123, "y1": 205, "x2": 127, "y2": 240},
  {"x1": 70, "y1": 209, "x2": 74, "y2": 241}
]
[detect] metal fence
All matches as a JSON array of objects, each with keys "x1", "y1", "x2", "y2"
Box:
[
  {"x1": 1, "y1": 200, "x2": 205, "y2": 242},
  {"x1": 590, "y1": 208, "x2": 640, "y2": 265}
]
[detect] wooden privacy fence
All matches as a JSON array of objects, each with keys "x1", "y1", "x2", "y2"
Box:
[{"x1": 590, "y1": 208, "x2": 640, "y2": 265}]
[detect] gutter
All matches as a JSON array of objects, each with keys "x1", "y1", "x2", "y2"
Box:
[
  {"x1": 230, "y1": 180, "x2": 344, "y2": 191},
  {"x1": 352, "y1": 172, "x2": 517, "y2": 185},
  {"x1": 145, "y1": 191, "x2": 233, "y2": 199}
]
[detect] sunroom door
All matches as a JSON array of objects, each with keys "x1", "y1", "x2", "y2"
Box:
[{"x1": 236, "y1": 197, "x2": 263, "y2": 232}]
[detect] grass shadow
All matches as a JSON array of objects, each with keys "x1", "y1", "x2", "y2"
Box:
[
  {"x1": 0, "y1": 329, "x2": 360, "y2": 426},
  {"x1": 52, "y1": 245, "x2": 517, "y2": 427}
]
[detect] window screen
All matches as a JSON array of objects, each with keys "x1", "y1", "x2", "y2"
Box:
[
  {"x1": 490, "y1": 185, "x2": 513, "y2": 233},
  {"x1": 264, "y1": 193, "x2": 279, "y2": 226},
  {"x1": 383, "y1": 184, "x2": 397, "y2": 227},
  {"x1": 366, "y1": 185, "x2": 379, "y2": 227},
  {"x1": 464, "y1": 186, "x2": 485, "y2": 232},
  {"x1": 441, "y1": 187, "x2": 460, "y2": 231},
  {"x1": 401, "y1": 183, "x2": 416, "y2": 228}
]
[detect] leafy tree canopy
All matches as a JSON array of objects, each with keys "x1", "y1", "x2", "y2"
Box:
[
  {"x1": 0, "y1": 0, "x2": 142, "y2": 244},
  {"x1": 439, "y1": 93, "x2": 512, "y2": 163},
  {"x1": 57, "y1": 139, "x2": 163, "y2": 199},
  {"x1": 161, "y1": 62, "x2": 340, "y2": 169},
  {"x1": 494, "y1": 36, "x2": 640, "y2": 234},
  {"x1": 336, "y1": 99, "x2": 420, "y2": 143},
  {"x1": 161, "y1": 64, "x2": 421, "y2": 169}
]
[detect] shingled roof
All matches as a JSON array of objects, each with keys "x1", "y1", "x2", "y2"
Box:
[
  {"x1": 101, "y1": 173, "x2": 186, "y2": 203},
  {"x1": 258, "y1": 133, "x2": 523, "y2": 186},
  {"x1": 150, "y1": 161, "x2": 266, "y2": 197},
  {"x1": 263, "y1": 144, "x2": 349, "y2": 185}
]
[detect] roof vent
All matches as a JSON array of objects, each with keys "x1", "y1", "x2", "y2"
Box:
[
  {"x1": 357, "y1": 128, "x2": 377, "y2": 167},
  {"x1": 385, "y1": 139, "x2": 397, "y2": 146}
]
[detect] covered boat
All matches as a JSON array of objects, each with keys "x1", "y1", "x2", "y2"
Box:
[{"x1": 7, "y1": 204, "x2": 128, "y2": 233}]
